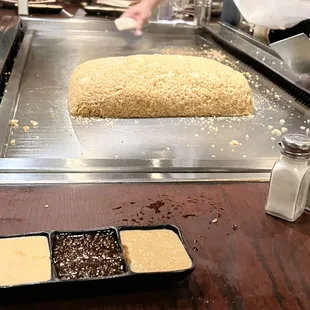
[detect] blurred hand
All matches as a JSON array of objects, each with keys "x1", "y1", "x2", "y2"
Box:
[{"x1": 121, "y1": 2, "x2": 153, "y2": 35}]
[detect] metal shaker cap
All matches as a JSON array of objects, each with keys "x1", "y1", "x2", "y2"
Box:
[{"x1": 279, "y1": 133, "x2": 310, "y2": 158}]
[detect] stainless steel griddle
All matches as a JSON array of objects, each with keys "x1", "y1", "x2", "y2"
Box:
[{"x1": 0, "y1": 18, "x2": 309, "y2": 183}]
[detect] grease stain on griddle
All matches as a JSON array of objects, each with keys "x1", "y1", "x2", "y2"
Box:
[{"x1": 193, "y1": 247, "x2": 199, "y2": 252}]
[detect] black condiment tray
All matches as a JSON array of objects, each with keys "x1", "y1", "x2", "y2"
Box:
[{"x1": 0, "y1": 225, "x2": 195, "y2": 300}]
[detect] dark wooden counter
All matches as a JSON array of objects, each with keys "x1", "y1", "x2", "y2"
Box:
[{"x1": 0, "y1": 182, "x2": 309, "y2": 309}]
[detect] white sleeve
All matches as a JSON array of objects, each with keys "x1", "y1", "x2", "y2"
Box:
[{"x1": 233, "y1": 0, "x2": 310, "y2": 29}]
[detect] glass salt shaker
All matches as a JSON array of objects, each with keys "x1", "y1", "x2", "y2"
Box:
[{"x1": 265, "y1": 133, "x2": 310, "y2": 222}]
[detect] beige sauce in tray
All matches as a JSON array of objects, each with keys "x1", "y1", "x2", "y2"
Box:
[
  {"x1": 120, "y1": 229, "x2": 192, "y2": 273},
  {"x1": 0, "y1": 236, "x2": 51, "y2": 286}
]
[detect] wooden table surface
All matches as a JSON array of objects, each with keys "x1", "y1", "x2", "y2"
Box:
[{"x1": 0, "y1": 182, "x2": 309, "y2": 310}]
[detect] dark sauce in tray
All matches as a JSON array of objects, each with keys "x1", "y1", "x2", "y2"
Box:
[{"x1": 53, "y1": 232, "x2": 125, "y2": 280}]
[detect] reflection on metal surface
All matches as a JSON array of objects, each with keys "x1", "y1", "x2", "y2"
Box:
[
  {"x1": 0, "y1": 17, "x2": 22, "y2": 78},
  {"x1": 0, "y1": 172, "x2": 270, "y2": 184},
  {"x1": 0, "y1": 16, "x2": 22, "y2": 105},
  {"x1": 0, "y1": 158, "x2": 276, "y2": 172},
  {"x1": 152, "y1": 159, "x2": 162, "y2": 168},
  {"x1": 23, "y1": 17, "x2": 199, "y2": 34},
  {"x1": 206, "y1": 23, "x2": 310, "y2": 97},
  {"x1": 0, "y1": 20, "x2": 307, "y2": 167},
  {"x1": 270, "y1": 34, "x2": 310, "y2": 75},
  {"x1": 151, "y1": 173, "x2": 164, "y2": 180},
  {"x1": 219, "y1": 22, "x2": 279, "y2": 58},
  {"x1": 0, "y1": 19, "x2": 309, "y2": 183},
  {"x1": 0, "y1": 31, "x2": 33, "y2": 157}
]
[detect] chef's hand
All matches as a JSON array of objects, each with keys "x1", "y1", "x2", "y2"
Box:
[{"x1": 121, "y1": 0, "x2": 160, "y2": 35}]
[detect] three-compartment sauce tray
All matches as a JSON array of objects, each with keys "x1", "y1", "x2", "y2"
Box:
[{"x1": 0, "y1": 225, "x2": 195, "y2": 297}]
